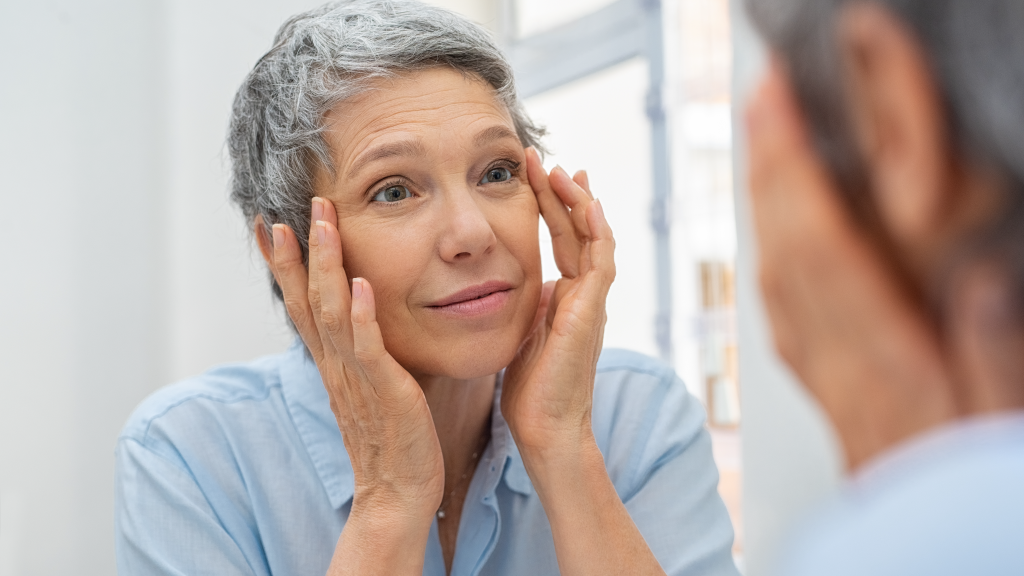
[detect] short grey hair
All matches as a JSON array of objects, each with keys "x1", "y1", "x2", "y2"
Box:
[
  {"x1": 228, "y1": 0, "x2": 545, "y2": 302},
  {"x1": 746, "y1": 0, "x2": 1024, "y2": 309}
]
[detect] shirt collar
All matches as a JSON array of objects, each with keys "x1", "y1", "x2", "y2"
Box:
[
  {"x1": 279, "y1": 339, "x2": 533, "y2": 510},
  {"x1": 279, "y1": 339, "x2": 354, "y2": 508}
]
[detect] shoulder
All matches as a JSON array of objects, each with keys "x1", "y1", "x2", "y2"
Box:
[
  {"x1": 592, "y1": 348, "x2": 704, "y2": 437},
  {"x1": 592, "y1": 349, "x2": 709, "y2": 496},
  {"x1": 119, "y1": 350, "x2": 292, "y2": 447},
  {"x1": 780, "y1": 422, "x2": 1024, "y2": 576}
]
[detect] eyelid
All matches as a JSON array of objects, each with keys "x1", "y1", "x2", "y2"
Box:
[
  {"x1": 368, "y1": 177, "x2": 411, "y2": 202},
  {"x1": 480, "y1": 158, "x2": 522, "y2": 182}
]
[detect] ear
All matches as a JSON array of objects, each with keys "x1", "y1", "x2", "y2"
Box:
[
  {"x1": 254, "y1": 214, "x2": 274, "y2": 267},
  {"x1": 839, "y1": 3, "x2": 951, "y2": 263}
]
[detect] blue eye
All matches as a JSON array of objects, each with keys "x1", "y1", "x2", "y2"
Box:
[
  {"x1": 480, "y1": 167, "x2": 512, "y2": 184},
  {"x1": 372, "y1": 184, "x2": 412, "y2": 203}
]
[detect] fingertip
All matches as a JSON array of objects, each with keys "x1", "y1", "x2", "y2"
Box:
[
  {"x1": 311, "y1": 197, "x2": 325, "y2": 223},
  {"x1": 350, "y1": 278, "x2": 377, "y2": 326},
  {"x1": 573, "y1": 169, "x2": 590, "y2": 192},
  {"x1": 272, "y1": 224, "x2": 285, "y2": 251},
  {"x1": 315, "y1": 220, "x2": 327, "y2": 247}
]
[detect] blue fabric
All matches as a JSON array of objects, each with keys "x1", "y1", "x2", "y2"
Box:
[
  {"x1": 115, "y1": 340, "x2": 739, "y2": 576},
  {"x1": 778, "y1": 413, "x2": 1024, "y2": 576}
]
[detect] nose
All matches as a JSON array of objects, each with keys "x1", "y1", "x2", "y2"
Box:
[{"x1": 437, "y1": 187, "x2": 497, "y2": 262}]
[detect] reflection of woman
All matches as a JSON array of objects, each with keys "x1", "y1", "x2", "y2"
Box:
[{"x1": 114, "y1": 2, "x2": 737, "y2": 575}]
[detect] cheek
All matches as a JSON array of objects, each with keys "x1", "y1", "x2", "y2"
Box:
[
  {"x1": 494, "y1": 192, "x2": 541, "y2": 276},
  {"x1": 337, "y1": 220, "x2": 427, "y2": 327}
]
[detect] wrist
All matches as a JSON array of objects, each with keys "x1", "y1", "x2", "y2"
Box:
[
  {"x1": 350, "y1": 484, "x2": 439, "y2": 528},
  {"x1": 515, "y1": 426, "x2": 605, "y2": 497},
  {"x1": 509, "y1": 411, "x2": 594, "y2": 459},
  {"x1": 330, "y1": 506, "x2": 431, "y2": 576}
]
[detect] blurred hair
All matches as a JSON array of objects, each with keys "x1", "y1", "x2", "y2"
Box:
[
  {"x1": 228, "y1": 0, "x2": 545, "y2": 303},
  {"x1": 746, "y1": 0, "x2": 1024, "y2": 308}
]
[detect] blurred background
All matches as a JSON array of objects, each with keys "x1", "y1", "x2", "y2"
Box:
[{"x1": 0, "y1": 0, "x2": 840, "y2": 574}]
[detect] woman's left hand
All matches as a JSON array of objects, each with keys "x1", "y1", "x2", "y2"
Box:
[
  {"x1": 501, "y1": 146, "x2": 615, "y2": 458},
  {"x1": 502, "y1": 149, "x2": 665, "y2": 576}
]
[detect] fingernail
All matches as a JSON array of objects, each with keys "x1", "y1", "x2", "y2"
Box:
[
  {"x1": 352, "y1": 278, "x2": 363, "y2": 299},
  {"x1": 272, "y1": 224, "x2": 284, "y2": 250},
  {"x1": 595, "y1": 198, "x2": 605, "y2": 218},
  {"x1": 311, "y1": 198, "x2": 324, "y2": 223},
  {"x1": 552, "y1": 165, "x2": 566, "y2": 177},
  {"x1": 316, "y1": 220, "x2": 326, "y2": 245}
]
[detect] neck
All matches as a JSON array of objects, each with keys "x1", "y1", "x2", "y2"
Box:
[{"x1": 415, "y1": 373, "x2": 496, "y2": 485}]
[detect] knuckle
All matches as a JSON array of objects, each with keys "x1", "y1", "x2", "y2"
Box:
[
  {"x1": 353, "y1": 345, "x2": 382, "y2": 371},
  {"x1": 283, "y1": 293, "x2": 309, "y2": 316},
  {"x1": 320, "y1": 307, "x2": 344, "y2": 333},
  {"x1": 308, "y1": 286, "x2": 323, "y2": 310}
]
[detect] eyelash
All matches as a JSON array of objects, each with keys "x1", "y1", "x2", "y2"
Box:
[
  {"x1": 367, "y1": 158, "x2": 523, "y2": 205},
  {"x1": 368, "y1": 178, "x2": 410, "y2": 205},
  {"x1": 488, "y1": 159, "x2": 521, "y2": 178}
]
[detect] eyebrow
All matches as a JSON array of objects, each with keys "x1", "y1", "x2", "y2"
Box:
[
  {"x1": 347, "y1": 139, "x2": 426, "y2": 179},
  {"x1": 474, "y1": 125, "x2": 521, "y2": 148},
  {"x1": 345, "y1": 125, "x2": 522, "y2": 180}
]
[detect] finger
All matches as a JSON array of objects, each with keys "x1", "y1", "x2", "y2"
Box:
[
  {"x1": 560, "y1": 200, "x2": 616, "y2": 330},
  {"x1": 307, "y1": 196, "x2": 326, "y2": 320},
  {"x1": 350, "y1": 278, "x2": 408, "y2": 386},
  {"x1": 746, "y1": 63, "x2": 829, "y2": 221},
  {"x1": 584, "y1": 199, "x2": 616, "y2": 290},
  {"x1": 526, "y1": 147, "x2": 580, "y2": 277},
  {"x1": 549, "y1": 165, "x2": 596, "y2": 243},
  {"x1": 314, "y1": 218, "x2": 355, "y2": 357},
  {"x1": 270, "y1": 223, "x2": 325, "y2": 362},
  {"x1": 572, "y1": 169, "x2": 593, "y2": 199},
  {"x1": 531, "y1": 281, "x2": 556, "y2": 333}
]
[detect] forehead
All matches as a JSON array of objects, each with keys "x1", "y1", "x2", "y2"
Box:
[{"x1": 324, "y1": 67, "x2": 516, "y2": 165}]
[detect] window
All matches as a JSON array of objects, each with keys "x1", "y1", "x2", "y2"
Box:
[{"x1": 504, "y1": 0, "x2": 743, "y2": 566}]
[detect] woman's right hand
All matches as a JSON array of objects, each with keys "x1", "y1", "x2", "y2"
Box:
[{"x1": 266, "y1": 197, "x2": 444, "y2": 575}]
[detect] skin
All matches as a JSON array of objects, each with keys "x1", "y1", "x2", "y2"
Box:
[
  {"x1": 255, "y1": 67, "x2": 666, "y2": 576},
  {"x1": 747, "y1": 2, "x2": 1024, "y2": 472}
]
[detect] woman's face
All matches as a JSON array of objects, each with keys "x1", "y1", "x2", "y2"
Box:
[{"x1": 317, "y1": 67, "x2": 542, "y2": 380}]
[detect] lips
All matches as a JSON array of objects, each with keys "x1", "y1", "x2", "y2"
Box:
[{"x1": 428, "y1": 280, "x2": 514, "y2": 308}]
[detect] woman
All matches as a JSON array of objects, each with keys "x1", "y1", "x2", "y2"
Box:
[{"x1": 114, "y1": 1, "x2": 738, "y2": 575}]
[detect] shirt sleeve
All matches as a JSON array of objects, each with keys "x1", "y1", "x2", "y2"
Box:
[
  {"x1": 594, "y1": 356, "x2": 740, "y2": 576},
  {"x1": 115, "y1": 437, "x2": 265, "y2": 576}
]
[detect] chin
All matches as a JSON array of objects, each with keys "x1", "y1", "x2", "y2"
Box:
[{"x1": 399, "y1": 332, "x2": 524, "y2": 380}]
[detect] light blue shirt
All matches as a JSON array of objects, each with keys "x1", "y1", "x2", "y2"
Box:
[
  {"x1": 779, "y1": 413, "x2": 1024, "y2": 576},
  {"x1": 115, "y1": 341, "x2": 739, "y2": 576}
]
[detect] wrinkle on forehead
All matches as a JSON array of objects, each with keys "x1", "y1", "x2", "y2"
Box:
[{"x1": 321, "y1": 68, "x2": 516, "y2": 177}]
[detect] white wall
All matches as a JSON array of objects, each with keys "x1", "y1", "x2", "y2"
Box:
[
  {"x1": 1, "y1": 1, "x2": 846, "y2": 574},
  {"x1": 728, "y1": 1, "x2": 843, "y2": 574},
  {"x1": 0, "y1": 1, "x2": 496, "y2": 574},
  {"x1": 0, "y1": 1, "x2": 166, "y2": 574}
]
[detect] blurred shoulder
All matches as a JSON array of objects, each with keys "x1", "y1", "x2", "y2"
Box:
[
  {"x1": 779, "y1": 416, "x2": 1024, "y2": 576},
  {"x1": 119, "y1": 349, "x2": 294, "y2": 445}
]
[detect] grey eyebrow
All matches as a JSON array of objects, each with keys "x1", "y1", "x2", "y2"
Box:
[
  {"x1": 347, "y1": 139, "x2": 426, "y2": 179},
  {"x1": 474, "y1": 125, "x2": 521, "y2": 148}
]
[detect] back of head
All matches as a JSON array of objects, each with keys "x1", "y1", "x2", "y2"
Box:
[{"x1": 746, "y1": 0, "x2": 1024, "y2": 310}]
